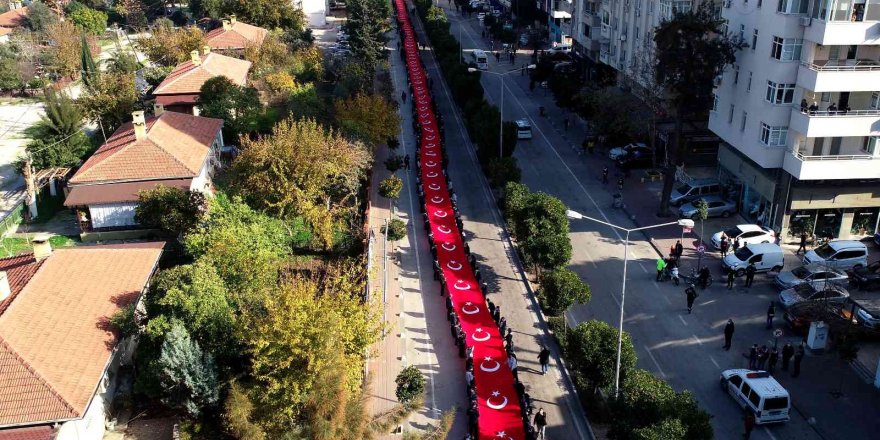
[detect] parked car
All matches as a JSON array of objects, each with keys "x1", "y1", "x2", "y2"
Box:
[
  {"x1": 840, "y1": 297, "x2": 880, "y2": 329},
  {"x1": 777, "y1": 283, "x2": 849, "y2": 309},
  {"x1": 719, "y1": 370, "x2": 790, "y2": 424},
  {"x1": 722, "y1": 243, "x2": 784, "y2": 276},
  {"x1": 608, "y1": 142, "x2": 649, "y2": 160},
  {"x1": 615, "y1": 147, "x2": 653, "y2": 170},
  {"x1": 678, "y1": 195, "x2": 737, "y2": 219},
  {"x1": 803, "y1": 240, "x2": 868, "y2": 270},
  {"x1": 774, "y1": 264, "x2": 850, "y2": 291},
  {"x1": 847, "y1": 260, "x2": 880, "y2": 290},
  {"x1": 670, "y1": 178, "x2": 722, "y2": 206},
  {"x1": 711, "y1": 225, "x2": 776, "y2": 249},
  {"x1": 547, "y1": 44, "x2": 572, "y2": 54}
]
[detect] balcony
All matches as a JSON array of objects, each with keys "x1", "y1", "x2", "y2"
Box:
[
  {"x1": 599, "y1": 50, "x2": 610, "y2": 64},
  {"x1": 798, "y1": 60, "x2": 880, "y2": 92},
  {"x1": 790, "y1": 107, "x2": 880, "y2": 137},
  {"x1": 783, "y1": 148, "x2": 880, "y2": 180},
  {"x1": 803, "y1": 0, "x2": 880, "y2": 45}
]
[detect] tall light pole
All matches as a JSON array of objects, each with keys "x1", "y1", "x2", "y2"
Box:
[
  {"x1": 468, "y1": 64, "x2": 536, "y2": 157},
  {"x1": 566, "y1": 209, "x2": 694, "y2": 398},
  {"x1": 453, "y1": 16, "x2": 482, "y2": 64}
]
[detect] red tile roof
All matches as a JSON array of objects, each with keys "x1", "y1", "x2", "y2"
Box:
[
  {"x1": 0, "y1": 243, "x2": 164, "y2": 428},
  {"x1": 0, "y1": 7, "x2": 27, "y2": 29},
  {"x1": 153, "y1": 52, "x2": 251, "y2": 96},
  {"x1": 0, "y1": 426, "x2": 57, "y2": 440},
  {"x1": 64, "y1": 179, "x2": 193, "y2": 207},
  {"x1": 67, "y1": 111, "x2": 222, "y2": 185},
  {"x1": 0, "y1": 254, "x2": 43, "y2": 316},
  {"x1": 205, "y1": 21, "x2": 268, "y2": 50}
]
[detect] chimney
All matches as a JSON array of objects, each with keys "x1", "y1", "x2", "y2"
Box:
[
  {"x1": 153, "y1": 103, "x2": 164, "y2": 116},
  {"x1": 132, "y1": 111, "x2": 147, "y2": 141},
  {"x1": 190, "y1": 50, "x2": 201, "y2": 66},
  {"x1": 222, "y1": 19, "x2": 231, "y2": 31},
  {"x1": 7, "y1": 1, "x2": 14, "y2": 11},
  {"x1": 32, "y1": 234, "x2": 52, "y2": 261},
  {"x1": 0, "y1": 271, "x2": 10, "y2": 301},
  {"x1": 202, "y1": 45, "x2": 211, "y2": 56},
  {"x1": 230, "y1": 15, "x2": 237, "y2": 25}
]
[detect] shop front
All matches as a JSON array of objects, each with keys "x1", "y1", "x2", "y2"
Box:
[
  {"x1": 781, "y1": 183, "x2": 880, "y2": 240},
  {"x1": 717, "y1": 143, "x2": 778, "y2": 227}
]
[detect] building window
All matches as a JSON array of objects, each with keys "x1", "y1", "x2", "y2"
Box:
[
  {"x1": 760, "y1": 123, "x2": 788, "y2": 146},
  {"x1": 747, "y1": 72, "x2": 753, "y2": 92},
  {"x1": 871, "y1": 91, "x2": 880, "y2": 109},
  {"x1": 729, "y1": 104, "x2": 735, "y2": 123},
  {"x1": 765, "y1": 81, "x2": 795, "y2": 104},
  {"x1": 820, "y1": 91, "x2": 831, "y2": 102},
  {"x1": 777, "y1": 0, "x2": 808, "y2": 14},
  {"x1": 659, "y1": 0, "x2": 692, "y2": 21},
  {"x1": 739, "y1": 24, "x2": 745, "y2": 41},
  {"x1": 751, "y1": 29, "x2": 758, "y2": 51},
  {"x1": 713, "y1": 94, "x2": 720, "y2": 111},
  {"x1": 741, "y1": 111, "x2": 748, "y2": 131},
  {"x1": 771, "y1": 37, "x2": 803, "y2": 61},
  {"x1": 865, "y1": 136, "x2": 880, "y2": 155},
  {"x1": 602, "y1": 10, "x2": 611, "y2": 26},
  {"x1": 635, "y1": 26, "x2": 640, "y2": 40}
]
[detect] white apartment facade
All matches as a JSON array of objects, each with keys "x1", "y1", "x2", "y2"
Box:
[{"x1": 710, "y1": 0, "x2": 880, "y2": 240}]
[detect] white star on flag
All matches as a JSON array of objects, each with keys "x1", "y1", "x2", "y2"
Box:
[
  {"x1": 466, "y1": 301, "x2": 472, "y2": 306},
  {"x1": 491, "y1": 391, "x2": 500, "y2": 397},
  {"x1": 496, "y1": 432, "x2": 506, "y2": 438},
  {"x1": 476, "y1": 328, "x2": 482, "y2": 332},
  {"x1": 484, "y1": 356, "x2": 493, "y2": 362}
]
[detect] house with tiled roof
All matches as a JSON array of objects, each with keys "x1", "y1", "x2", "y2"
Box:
[
  {"x1": 0, "y1": 2, "x2": 27, "y2": 43},
  {"x1": 205, "y1": 15, "x2": 268, "y2": 52},
  {"x1": 0, "y1": 239, "x2": 164, "y2": 440},
  {"x1": 151, "y1": 46, "x2": 251, "y2": 115},
  {"x1": 64, "y1": 108, "x2": 224, "y2": 232}
]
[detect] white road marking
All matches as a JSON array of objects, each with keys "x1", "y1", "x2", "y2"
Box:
[
  {"x1": 581, "y1": 247, "x2": 599, "y2": 268},
  {"x1": 764, "y1": 427, "x2": 778, "y2": 440},
  {"x1": 662, "y1": 295, "x2": 672, "y2": 305},
  {"x1": 692, "y1": 334, "x2": 704, "y2": 346},
  {"x1": 638, "y1": 262, "x2": 648, "y2": 273},
  {"x1": 678, "y1": 315, "x2": 688, "y2": 326},
  {"x1": 643, "y1": 345, "x2": 667, "y2": 378},
  {"x1": 710, "y1": 355, "x2": 721, "y2": 369}
]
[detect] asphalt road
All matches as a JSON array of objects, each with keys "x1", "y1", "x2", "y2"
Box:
[{"x1": 442, "y1": 7, "x2": 854, "y2": 440}]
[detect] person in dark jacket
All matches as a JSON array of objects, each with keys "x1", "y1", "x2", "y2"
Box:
[
  {"x1": 533, "y1": 408, "x2": 548, "y2": 439},
  {"x1": 723, "y1": 319, "x2": 735, "y2": 350},
  {"x1": 793, "y1": 344, "x2": 805, "y2": 377},
  {"x1": 745, "y1": 263, "x2": 757, "y2": 288},
  {"x1": 797, "y1": 232, "x2": 808, "y2": 255},
  {"x1": 685, "y1": 284, "x2": 698, "y2": 313},
  {"x1": 727, "y1": 268, "x2": 736, "y2": 290},
  {"x1": 744, "y1": 410, "x2": 756, "y2": 440},
  {"x1": 768, "y1": 347, "x2": 779, "y2": 373},
  {"x1": 538, "y1": 345, "x2": 551, "y2": 374},
  {"x1": 781, "y1": 342, "x2": 794, "y2": 371},
  {"x1": 674, "y1": 240, "x2": 684, "y2": 260},
  {"x1": 766, "y1": 302, "x2": 776, "y2": 329},
  {"x1": 748, "y1": 343, "x2": 758, "y2": 369},
  {"x1": 720, "y1": 236, "x2": 730, "y2": 257}
]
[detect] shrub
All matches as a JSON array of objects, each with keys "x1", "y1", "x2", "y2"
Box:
[
  {"x1": 486, "y1": 156, "x2": 521, "y2": 188},
  {"x1": 379, "y1": 175, "x2": 403, "y2": 200},
  {"x1": 395, "y1": 365, "x2": 425, "y2": 404},
  {"x1": 384, "y1": 154, "x2": 403, "y2": 173},
  {"x1": 383, "y1": 218, "x2": 407, "y2": 241},
  {"x1": 538, "y1": 268, "x2": 591, "y2": 316}
]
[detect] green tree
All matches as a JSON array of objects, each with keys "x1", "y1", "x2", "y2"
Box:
[
  {"x1": 79, "y1": 33, "x2": 97, "y2": 87},
  {"x1": 26, "y1": 1, "x2": 59, "y2": 33},
  {"x1": 26, "y1": 88, "x2": 91, "y2": 169},
  {"x1": 77, "y1": 71, "x2": 139, "y2": 135},
  {"x1": 344, "y1": 0, "x2": 389, "y2": 68},
  {"x1": 45, "y1": 21, "x2": 91, "y2": 79},
  {"x1": 379, "y1": 175, "x2": 403, "y2": 200},
  {"x1": 0, "y1": 58, "x2": 22, "y2": 91},
  {"x1": 68, "y1": 6, "x2": 107, "y2": 35},
  {"x1": 224, "y1": 0, "x2": 307, "y2": 29},
  {"x1": 104, "y1": 50, "x2": 140, "y2": 74},
  {"x1": 223, "y1": 382, "x2": 267, "y2": 440},
  {"x1": 229, "y1": 118, "x2": 372, "y2": 249},
  {"x1": 538, "y1": 268, "x2": 591, "y2": 316},
  {"x1": 384, "y1": 154, "x2": 403, "y2": 173},
  {"x1": 136, "y1": 24, "x2": 205, "y2": 67},
  {"x1": 486, "y1": 156, "x2": 521, "y2": 188},
  {"x1": 334, "y1": 94, "x2": 401, "y2": 146},
  {"x1": 135, "y1": 185, "x2": 208, "y2": 236},
  {"x1": 567, "y1": 320, "x2": 637, "y2": 394},
  {"x1": 158, "y1": 321, "x2": 220, "y2": 417},
  {"x1": 383, "y1": 218, "x2": 407, "y2": 241},
  {"x1": 197, "y1": 76, "x2": 262, "y2": 139},
  {"x1": 189, "y1": 0, "x2": 224, "y2": 19},
  {"x1": 520, "y1": 232, "x2": 572, "y2": 275},
  {"x1": 504, "y1": 189, "x2": 572, "y2": 274},
  {"x1": 632, "y1": 418, "x2": 687, "y2": 440},
  {"x1": 395, "y1": 366, "x2": 425, "y2": 404},
  {"x1": 654, "y1": 3, "x2": 743, "y2": 216}
]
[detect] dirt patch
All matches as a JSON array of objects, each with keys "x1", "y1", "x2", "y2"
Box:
[{"x1": 124, "y1": 417, "x2": 177, "y2": 440}]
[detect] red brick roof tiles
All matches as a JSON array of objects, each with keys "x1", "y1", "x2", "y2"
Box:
[
  {"x1": 153, "y1": 52, "x2": 251, "y2": 96},
  {"x1": 205, "y1": 21, "x2": 268, "y2": 50}
]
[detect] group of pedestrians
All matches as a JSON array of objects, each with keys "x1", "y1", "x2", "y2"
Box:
[{"x1": 722, "y1": 318, "x2": 807, "y2": 377}]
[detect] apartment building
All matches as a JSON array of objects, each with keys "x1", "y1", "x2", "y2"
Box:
[
  {"x1": 710, "y1": 0, "x2": 880, "y2": 240},
  {"x1": 548, "y1": 0, "x2": 575, "y2": 44}
]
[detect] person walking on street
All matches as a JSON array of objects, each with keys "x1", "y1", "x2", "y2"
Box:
[
  {"x1": 782, "y1": 342, "x2": 794, "y2": 371},
  {"x1": 768, "y1": 347, "x2": 779, "y2": 373},
  {"x1": 674, "y1": 240, "x2": 684, "y2": 260},
  {"x1": 533, "y1": 408, "x2": 548, "y2": 440},
  {"x1": 744, "y1": 410, "x2": 756, "y2": 440},
  {"x1": 757, "y1": 345, "x2": 768, "y2": 370},
  {"x1": 793, "y1": 343, "x2": 805, "y2": 377},
  {"x1": 403, "y1": 154, "x2": 410, "y2": 170},
  {"x1": 602, "y1": 166, "x2": 609, "y2": 184},
  {"x1": 720, "y1": 236, "x2": 729, "y2": 257},
  {"x1": 797, "y1": 232, "x2": 808, "y2": 255},
  {"x1": 699, "y1": 266, "x2": 711, "y2": 289},
  {"x1": 508, "y1": 354, "x2": 519, "y2": 382},
  {"x1": 748, "y1": 344, "x2": 758, "y2": 369},
  {"x1": 726, "y1": 268, "x2": 736, "y2": 290},
  {"x1": 617, "y1": 176, "x2": 624, "y2": 191},
  {"x1": 538, "y1": 345, "x2": 551, "y2": 374},
  {"x1": 723, "y1": 319, "x2": 735, "y2": 350},
  {"x1": 685, "y1": 284, "x2": 698, "y2": 313},
  {"x1": 401, "y1": 91, "x2": 407, "y2": 103},
  {"x1": 656, "y1": 257, "x2": 667, "y2": 281},
  {"x1": 766, "y1": 302, "x2": 776, "y2": 329},
  {"x1": 745, "y1": 263, "x2": 757, "y2": 288}
]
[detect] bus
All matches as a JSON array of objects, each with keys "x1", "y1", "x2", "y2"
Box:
[{"x1": 471, "y1": 49, "x2": 489, "y2": 70}]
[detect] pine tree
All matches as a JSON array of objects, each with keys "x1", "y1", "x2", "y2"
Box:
[
  {"x1": 80, "y1": 33, "x2": 97, "y2": 87},
  {"x1": 25, "y1": 88, "x2": 91, "y2": 169},
  {"x1": 158, "y1": 321, "x2": 220, "y2": 417}
]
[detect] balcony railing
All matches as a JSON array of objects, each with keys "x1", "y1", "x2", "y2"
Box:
[
  {"x1": 798, "y1": 107, "x2": 880, "y2": 117},
  {"x1": 790, "y1": 147, "x2": 874, "y2": 161},
  {"x1": 801, "y1": 60, "x2": 880, "y2": 71}
]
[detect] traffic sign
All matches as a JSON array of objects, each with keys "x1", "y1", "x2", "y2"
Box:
[
  {"x1": 683, "y1": 227, "x2": 692, "y2": 233},
  {"x1": 697, "y1": 245, "x2": 705, "y2": 253},
  {"x1": 773, "y1": 329, "x2": 784, "y2": 338}
]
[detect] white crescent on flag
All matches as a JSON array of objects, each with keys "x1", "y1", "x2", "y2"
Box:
[
  {"x1": 486, "y1": 391, "x2": 509, "y2": 410},
  {"x1": 480, "y1": 356, "x2": 501, "y2": 372}
]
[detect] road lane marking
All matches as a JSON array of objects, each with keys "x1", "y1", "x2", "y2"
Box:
[
  {"x1": 692, "y1": 335, "x2": 704, "y2": 346},
  {"x1": 638, "y1": 262, "x2": 648, "y2": 273},
  {"x1": 662, "y1": 295, "x2": 672, "y2": 305},
  {"x1": 764, "y1": 427, "x2": 778, "y2": 440},
  {"x1": 643, "y1": 345, "x2": 667, "y2": 378},
  {"x1": 678, "y1": 315, "x2": 688, "y2": 326},
  {"x1": 710, "y1": 356, "x2": 721, "y2": 369},
  {"x1": 580, "y1": 247, "x2": 599, "y2": 268}
]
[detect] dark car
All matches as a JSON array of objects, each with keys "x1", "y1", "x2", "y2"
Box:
[
  {"x1": 848, "y1": 260, "x2": 880, "y2": 290},
  {"x1": 615, "y1": 146, "x2": 653, "y2": 170}
]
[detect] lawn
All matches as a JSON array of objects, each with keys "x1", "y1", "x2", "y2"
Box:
[{"x1": 0, "y1": 235, "x2": 79, "y2": 258}]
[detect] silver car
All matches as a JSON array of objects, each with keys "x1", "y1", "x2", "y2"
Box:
[
  {"x1": 678, "y1": 195, "x2": 737, "y2": 219},
  {"x1": 774, "y1": 264, "x2": 850, "y2": 290},
  {"x1": 777, "y1": 283, "x2": 849, "y2": 308}
]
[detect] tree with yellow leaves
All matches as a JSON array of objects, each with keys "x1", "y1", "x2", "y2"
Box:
[
  {"x1": 137, "y1": 24, "x2": 206, "y2": 67},
  {"x1": 334, "y1": 94, "x2": 401, "y2": 146},
  {"x1": 229, "y1": 117, "x2": 372, "y2": 249}
]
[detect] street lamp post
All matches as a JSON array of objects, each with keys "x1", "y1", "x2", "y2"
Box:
[
  {"x1": 468, "y1": 64, "x2": 536, "y2": 157},
  {"x1": 566, "y1": 209, "x2": 694, "y2": 398},
  {"x1": 455, "y1": 16, "x2": 481, "y2": 64}
]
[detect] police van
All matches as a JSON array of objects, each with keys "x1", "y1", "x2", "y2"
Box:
[
  {"x1": 471, "y1": 49, "x2": 489, "y2": 70},
  {"x1": 515, "y1": 118, "x2": 532, "y2": 139},
  {"x1": 719, "y1": 369, "x2": 790, "y2": 424}
]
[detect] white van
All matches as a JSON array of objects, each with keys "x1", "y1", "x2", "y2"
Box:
[
  {"x1": 720, "y1": 369, "x2": 791, "y2": 424},
  {"x1": 471, "y1": 49, "x2": 489, "y2": 70},
  {"x1": 722, "y1": 243, "x2": 784, "y2": 276},
  {"x1": 515, "y1": 118, "x2": 532, "y2": 139},
  {"x1": 803, "y1": 240, "x2": 868, "y2": 270}
]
